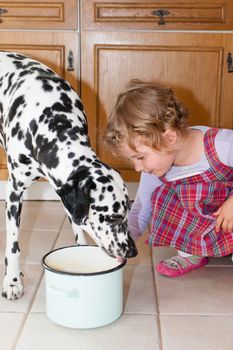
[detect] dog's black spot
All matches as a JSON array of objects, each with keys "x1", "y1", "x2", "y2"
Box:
[
  {"x1": 24, "y1": 131, "x2": 33, "y2": 152},
  {"x1": 7, "y1": 205, "x2": 16, "y2": 219},
  {"x1": 17, "y1": 129, "x2": 23, "y2": 141},
  {"x1": 68, "y1": 152, "x2": 75, "y2": 158},
  {"x1": 99, "y1": 194, "x2": 104, "y2": 201},
  {"x1": 11, "y1": 241, "x2": 20, "y2": 254},
  {"x1": 113, "y1": 201, "x2": 120, "y2": 213},
  {"x1": 19, "y1": 154, "x2": 31, "y2": 165},
  {"x1": 80, "y1": 140, "x2": 90, "y2": 146},
  {"x1": 92, "y1": 161, "x2": 102, "y2": 168},
  {"x1": 75, "y1": 99, "x2": 84, "y2": 111},
  {"x1": 72, "y1": 159, "x2": 80, "y2": 167},
  {"x1": 11, "y1": 122, "x2": 20, "y2": 138},
  {"x1": 68, "y1": 125, "x2": 88, "y2": 141},
  {"x1": 107, "y1": 185, "x2": 113, "y2": 192},
  {"x1": 41, "y1": 78, "x2": 53, "y2": 91},
  {"x1": 8, "y1": 95, "x2": 25, "y2": 122},
  {"x1": 52, "y1": 92, "x2": 73, "y2": 113},
  {"x1": 35, "y1": 136, "x2": 59, "y2": 168},
  {"x1": 97, "y1": 176, "x2": 110, "y2": 184},
  {"x1": 29, "y1": 119, "x2": 38, "y2": 136},
  {"x1": 48, "y1": 114, "x2": 72, "y2": 137},
  {"x1": 95, "y1": 170, "x2": 103, "y2": 176},
  {"x1": 9, "y1": 192, "x2": 20, "y2": 202},
  {"x1": 4, "y1": 72, "x2": 14, "y2": 95},
  {"x1": 92, "y1": 205, "x2": 108, "y2": 212}
]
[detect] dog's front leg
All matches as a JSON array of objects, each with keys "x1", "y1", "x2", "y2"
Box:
[
  {"x1": 71, "y1": 222, "x2": 88, "y2": 245},
  {"x1": 2, "y1": 179, "x2": 24, "y2": 300}
]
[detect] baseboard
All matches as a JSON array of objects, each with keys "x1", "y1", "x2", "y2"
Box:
[{"x1": 0, "y1": 181, "x2": 138, "y2": 200}]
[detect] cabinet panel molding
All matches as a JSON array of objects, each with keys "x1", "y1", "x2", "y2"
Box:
[
  {"x1": 83, "y1": 0, "x2": 233, "y2": 30},
  {"x1": 0, "y1": 1, "x2": 78, "y2": 29}
]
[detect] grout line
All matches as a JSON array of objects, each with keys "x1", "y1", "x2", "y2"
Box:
[{"x1": 150, "y1": 246, "x2": 164, "y2": 350}]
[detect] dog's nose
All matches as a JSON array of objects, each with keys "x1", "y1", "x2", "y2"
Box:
[{"x1": 125, "y1": 235, "x2": 138, "y2": 258}]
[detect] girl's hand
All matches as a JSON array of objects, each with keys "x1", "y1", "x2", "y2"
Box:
[{"x1": 214, "y1": 196, "x2": 233, "y2": 233}]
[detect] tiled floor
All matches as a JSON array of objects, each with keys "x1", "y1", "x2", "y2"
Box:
[{"x1": 0, "y1": 200, "x2": 233, "y2": 350}]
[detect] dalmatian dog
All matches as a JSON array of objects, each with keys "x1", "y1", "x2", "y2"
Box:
[{"x1": 0, "y1": 51, "x2": 137, "y2": 300}]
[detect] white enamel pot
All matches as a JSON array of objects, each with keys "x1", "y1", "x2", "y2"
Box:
[{"x1": 42, "y1": 245, "x2": 126, "y2": 329}]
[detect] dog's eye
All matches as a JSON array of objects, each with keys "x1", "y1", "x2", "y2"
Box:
[{"x1": 105, "y1": 215, "x2": 123, "y2": 224}]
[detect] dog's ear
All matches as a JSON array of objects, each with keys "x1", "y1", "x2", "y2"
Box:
[{"x1": 57, "y1": 166, "x2": 95, "y2": 225}]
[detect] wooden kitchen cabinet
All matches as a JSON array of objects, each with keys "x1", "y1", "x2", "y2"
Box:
[
  {"x1": 81, "y1": 0, "x2": 233, "y2": 181},
  {"x1": 0, "y1": 0, "x2": 79, "y2": 180}
]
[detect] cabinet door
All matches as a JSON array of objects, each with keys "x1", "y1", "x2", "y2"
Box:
[
  {"x1": 0, "y1": 31, "x2": 79, "y2": 180},
  {"x1": 81, "y1": 31, "x2": 233, "y2": 181}
]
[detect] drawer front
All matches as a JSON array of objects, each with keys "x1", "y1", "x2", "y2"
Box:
[
  {"x1": 82, "y1": 0, "x2": 233, "y2": 30},
  {"x1": 0, "y1": 1, "x2": 78, "y2": 29}
]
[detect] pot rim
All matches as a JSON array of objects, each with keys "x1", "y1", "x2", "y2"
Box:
[{"x1": 41, "y1": 245, "x2": 127, "y2": 276}]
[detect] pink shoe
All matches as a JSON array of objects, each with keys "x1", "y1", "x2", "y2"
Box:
[{"x1": 156, "y1": 255, "x2": 208, "y2": 277}]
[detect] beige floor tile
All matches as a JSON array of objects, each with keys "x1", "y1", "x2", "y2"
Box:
[
  {"x1": 54, "y1": 229, "x2": 89, "y2": 248},
  {"x1": 128, "y1": 233, "x2": 152, "y2": 266},
  {"x1": 20, "y1": 203, "x2": 66, "y2": 231},
  {"x1": 29, "y1": 276, "x2": 46, "y2": 313},
  {"x1": 124, "y1": 265, "x2": 157, "y2": 314},
  {"x1": 16, "y1": 314, "x2": 160, "y2": 350},
  {"x1": 155, "y1": 267, "x2": 233, "y2": 315},
  {"x1": 160, "y1": 315, "x2": 233, "y2": 350},
  {"x1": 0, "y1": 313, "x2": 26, "y2": 350},
  {"x1": 0, "y1": 200, "x2": 66, "y2": 232},
  {"x1": 61, "y1": 216, "x2": 72, "y2": 230},
  {"x1": 0, "y1": 229, "x2": 58, "y2": 265},
  {"x1": 0, "y1": 264, "x2": 43, "y2": 312},
  {"x1": 19, "y1": 230, "x2": 59, "y2": 264}
]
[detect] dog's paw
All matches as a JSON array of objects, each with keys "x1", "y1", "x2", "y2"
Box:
[{"x1": 2, "y1": 272, "x2": 24, "y2": 300}]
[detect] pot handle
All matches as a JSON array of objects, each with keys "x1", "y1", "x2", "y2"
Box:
[{"x1": 47, "y1": 286, "x2": 79, "y2": 298}]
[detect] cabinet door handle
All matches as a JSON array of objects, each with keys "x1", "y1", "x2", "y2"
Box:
[
  {"x1": 227, "y1": 52, "x2": 233, "y2": 73},
  {"x1": 151, "y1": 9, "x2": 170, "y2": 25},
  {"x1": 67, "y1": 50, "x2": 74, "y2": 71},
  {"x1": 0, "y1": 8, "x2": 8, "y2": 15},
  {"x1": 0, "y1": 7, "x2": 8, "y2": 22}
]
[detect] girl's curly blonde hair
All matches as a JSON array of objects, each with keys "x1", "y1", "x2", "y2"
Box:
[{"x1": 103, "y1": 79, "x2": 189, "y2": 156}]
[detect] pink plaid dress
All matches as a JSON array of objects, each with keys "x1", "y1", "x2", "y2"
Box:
[{"x1": 146, "y1": 128, "x2": 233, "y2": 257}]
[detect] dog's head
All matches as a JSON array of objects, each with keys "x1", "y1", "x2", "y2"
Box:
[{"x1": 57, "y1": 164, "x2": 138, "y2": 259}]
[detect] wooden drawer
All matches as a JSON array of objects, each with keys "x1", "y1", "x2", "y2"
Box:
[
  {"x1": 82, "y1": 0, "x2": 233, "y2": 30},
  {"x1": 0, "y1": 0, "x2": 78, "y2": 29}
]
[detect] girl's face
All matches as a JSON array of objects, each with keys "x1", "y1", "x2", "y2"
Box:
[{"x1": 120, "y1": 138, "x2": 176, "y2": 177}]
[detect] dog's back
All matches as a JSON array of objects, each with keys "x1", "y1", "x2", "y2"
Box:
[{"x1": 0, "y1": 51, "x2": 93, "y2": 186}]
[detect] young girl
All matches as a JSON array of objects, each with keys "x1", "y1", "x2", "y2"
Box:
[{"x1": 104, "y1": 79, "x2": 233, "y2": 277}]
